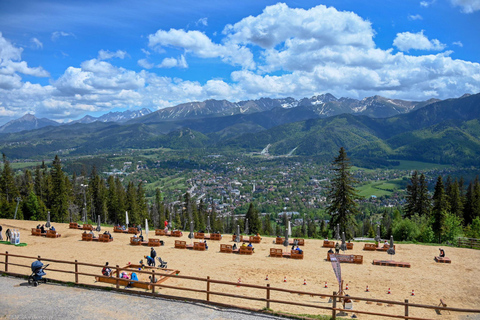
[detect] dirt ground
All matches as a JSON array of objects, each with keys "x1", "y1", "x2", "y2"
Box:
[{"x1": 1, "y1": 218, "x2": 479, "y2": 320}]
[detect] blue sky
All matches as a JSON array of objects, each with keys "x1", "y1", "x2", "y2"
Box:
[{"x1": 0, "y1": 0, "x2": 479, "y2": 125}]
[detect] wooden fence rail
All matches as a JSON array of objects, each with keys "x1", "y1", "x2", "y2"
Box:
[
  {"x1": 2, "y1": 251, "x2": 480, "y2": 320},
  {"x1": 457, "y1": 237, "x2": 480, "y2": 249}
]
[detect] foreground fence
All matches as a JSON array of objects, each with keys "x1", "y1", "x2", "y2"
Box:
[
  {"x1": 457, "y1": 237, "x2": 480, "y2": 249},
  {"x1": 1, "y1": 251, "x2": 480, "y2": 320}
]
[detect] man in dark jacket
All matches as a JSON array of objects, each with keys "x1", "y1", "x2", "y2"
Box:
[{"x1": 150, "y1": 247, "x2": 157, "y2": 267}]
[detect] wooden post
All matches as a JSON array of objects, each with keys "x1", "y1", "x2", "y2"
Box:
[
  {"x1": 38, "y1": 255, "x2": 41, "y2": 261},
  {"x1": 405, "y1": 299, "x2": 409, "y2": 320},
  {"x1": 116, "y1": 265, "x2": 120, "y2": 289},
  {"x1": 332, "y1": 291, "x2": 337, "y2": 320},
  {"x1": 266, "y1": 284, "x2": 270, "y2": 309},
  {"x1": 75, "y1": 260, "x2": 78, "y2": 284},
  {"x1": 151, "y1": 270, "x2": 156, "y2": 294},
  {"x1": 206, "y1": 276, "x2": 210, "y2": 301},
  {"x1": 5, "y1": 251, "x2": 8, "y2": 272}
]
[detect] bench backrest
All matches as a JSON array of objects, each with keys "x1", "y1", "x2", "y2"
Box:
[
  {"x1": 99, "y1": 234, "x2": 110, "y2": 241},
  {"x1": 172, "y1": 230, "x2": 182, "y2": 237},
  {"x1": 240, "y1": 246, "x2": 253, "y2": 254},
  {"x1": 83, "y1": 224, "x2": 93, "y2": 230},
  {"x1": 194, "y1": 242, "x2": 206, "y2": 250},
  {"x1": 210, "y1": 233, "x2": 222, "y2": 240},
  {"x1": 82, "y1": 233, "x2": 93, "y2": 240},
  {"x1": 128, "y1": 227, "x2": 138, "y2": 234},
  {"x1": 275, "y1": 237, "x2": 284, "y2": 244},
  {"x1": 155, "y1": 229, "x2": 165, "y2": 235},
  {"x1": 148, "y1": 239, "x2": 160, "y2": 245},
  {"x1": 295, "y1": 238, "x2": 305, "y2": 245},
  {"x1": 175, "y1": 240, "x2": 186, "y2": 247}
]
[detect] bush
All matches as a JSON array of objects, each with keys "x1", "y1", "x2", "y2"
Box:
[
  {"x1": 464, "y1": 217, "x2": 480, "y2": 239},
  {"x1": 442, "y1": 212, "x2": 463, "y2": 242},
  {"x1": 392, "y1": 218, "x2": 419, "y2": 241}
]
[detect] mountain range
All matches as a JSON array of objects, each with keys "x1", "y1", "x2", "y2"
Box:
[{"x1": 0, "y1": 93, "x2": 478, "y2": 166}]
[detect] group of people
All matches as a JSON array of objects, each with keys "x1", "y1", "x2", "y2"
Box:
[{"x1": 36, "y1": 224, "x2": 55, "y2": 234}]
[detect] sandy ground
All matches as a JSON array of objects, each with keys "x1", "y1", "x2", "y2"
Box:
[{"x1": 1, "y1": 218, "x2": 479, "y2": 320}]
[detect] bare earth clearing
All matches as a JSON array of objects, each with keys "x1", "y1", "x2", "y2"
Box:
[{"x1": 1, "y1": 219, "x2": 479, "y2": 320}]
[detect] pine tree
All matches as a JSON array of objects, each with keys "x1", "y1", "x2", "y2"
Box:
[
  {"x1": 245, "y1": 203, "x2": 261, "y2": 234},
  {"x1": 1, "y1": 153, "x2": 19, "y2": 203},
  {"x1": 432, "y1": 176, "x2": 449, "y2": 243},
  {"x1": 326, "y1": 147, "x2": 359, "y2": 239},
  {"x1": 446, "y1": 178, "x2": 464, "y2": 219},
  {"x1": 263, "y1": 214, "x2": 273, "y2": 235},
  {"x1": 417, "y1": 174, "x2": 431, "y2": 217},
  {"x1": 404, "y1": 171, "x2": 419, "y2": 218}
]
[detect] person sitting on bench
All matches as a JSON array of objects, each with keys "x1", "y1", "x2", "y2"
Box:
[
  {"x1": 40, "y1": 225, "x2": 45, "y2": 234},
  {"x1": 247, "y1": 242, "x2": 254, "y2": 252},
  {"x1": 233, "y1": 243, "x2": 237, "y2": 250},
  {"x1": 102, "y1": 262, "x2": 112, "y2": 277},
  {"x1": 439, "y1": 248, "x2": 445, "y2": 258},
  {"x1": 328, "y1": 248, "x2": 334, "y2": 254},
  {"x1": 89, "y1": 230, "x2": 96, "y2": 238},
  {"x1": 295, "y1": 246, "x2": 303, "y2": 254}
]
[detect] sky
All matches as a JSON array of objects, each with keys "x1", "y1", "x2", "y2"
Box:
[{"x1": 0, "y1": 0, "x2": 479, "y2": 125}]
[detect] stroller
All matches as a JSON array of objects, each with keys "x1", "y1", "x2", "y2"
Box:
[
  {"x1": 28, "y1": 260, "x2": 49, "y2": 287},
  {"x1": 157, "y1": 257, "x2": 167, "y2": 268}
]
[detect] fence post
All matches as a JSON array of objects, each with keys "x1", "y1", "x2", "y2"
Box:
[
  {"x1": 5, "y1": 251, "x2": 8, "y2": 272},
  {"x1": 75, "y1": 260, "x2": 78, "y2": 284},
  {"x1": 151, "y1": 270, "x2": 156, "y2": 294},
  {"x1": 332, "y1": 291, "x2": 337, "y2": 320},
  {"x1": 115, "y1": 265, "x2": 120, "y2": 289},
  {"x1": 405, "y1": 299, "x2": 409, "y2": 320},
  {"x1": 266, "y1": 284, "x2": 270, "y2": 309},
  {"x1": 38, "y1": 255, "x2": 41, "y2": 261},
  {"x1": 206, "y1": 276, "x2": 210, "y2": 301}
]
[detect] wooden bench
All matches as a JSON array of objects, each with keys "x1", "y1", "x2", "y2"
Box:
[
  {"x1": 327, "y1": 253, "x2": 363, "y2": 264},
  {"x1": 322, "y1": 240, "x2": 335, "y2": 248},
  {"x1": 270, "y1": 248, "x2": 283, "y2": 258},
  {"x1": 171, "y1": 230, "x2": 182, "y2": 237},
  {"x1": 220, "y1": 244, "x2": 233, "y2": 253},
  {"x1": 373, "y1": 259, "x2": 410, "y2": 268},
  {"x1": 193, "y1": 242, "x2": 206, "y2": 251},
  {"x1": 98, "y1": 234, "x2": 113, "y2": 242},
  {"x1": 147, "y1": 238, "x2": 162, "y2": 247},
  {"x1": 377, "y1": 245, "x2": 395, "y2": 251},
  {"x1": 31, "y1": 228, "x2": 42, "y2": 236},
  {"x1": 155, "y1": 229, "x2": 166, "y2": 236},
  {"x1": 434, "y1": 256, "x2": 451, "y2": 263},
  {"x1": 249, "y1": 235, "x2": 261, "y2": 243},
  {"x1": 291, "y1": 250, "x2": 304, "y2": 260},
  {"x1": 346, "y1": 242, "x2": 354, "y2": 250},
  {"x1": 113, "y1": 226, "x2": 125, "y2": 233},
  {"x1": 275, "y1": 237, "x2": 283, "y2": 244},
  {"x1": 45, "y1": 230, "x2": 61, "y2": 238},
  {"x1": 232, "y1": 235, "x2": 243, "y2": 242},
  {"x1": 363, "y1": 243, "x2": 378, "y2": 251},
  {"x1": 238, "y1": 246, "x2": 253, "y2": 255},
  {"x1": 127, "y1": 227, "x2": 138, "y2": 234},
  {"x1": 82, "y1": 224, "x2": 93, "y2": 231},
  {"x1": 295, "y1": 238, "x2": 305, "y2": 246},
  {"x1": 194, "y1": 232, "x2": 205, "y2": 239},
  {"x1": 81, "y1": 233, "x2": 93, "y2": 241},
  {"x1": 69, "y1": 222, "x2": 81, "y2": 229},
  {"x1": 175, "y1": 240, "x2": 187, "y2": 249},
  {"x1": 209, "y1": 233, "x2": 222, "y2": 241},
  {"x1": 130, "y1": 237, "x2": 142, "y2": 245}
]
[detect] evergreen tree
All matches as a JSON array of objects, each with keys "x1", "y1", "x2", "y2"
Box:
[
  {"x1": 1, "y1": 153, "x2": 19, "y2": 203},
  {"x1": 245, "y1": 203, "x2": 261, "y2": 234},
  {"x1": 417, "y1": 174, "x2": 431, "y2": 217},
  {"x1": 50, "y1": 155, "x2": 69, "y2": 222},
  {"x1": 136, "y1": 181, "x2": 149, "y2": 224},
  {"x1": 446, "y1": 178, "x2": 464, "y2": 219},
  {"x1": 263, "y1": 214, "x2": 273, "y2": 236},
  {"x1": 432, "y1": 176, "x2": 449, "y2": 243},
  {"x1": 326, "y1": 147, "x2": 359, "y2": 239},
  {"x1": 404, "y1": 171, "x2": 419, "y2": 218},
  {"x1": 126, "y1": 181, "x2": 139, "y2": 224},
  {"x1": 464, "y1": 181, "x2": 476, "y2": 225}
]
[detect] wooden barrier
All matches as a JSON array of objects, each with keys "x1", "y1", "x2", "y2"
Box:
[
  {"x1": 1, "y1": 251, "x2": 479, "y2": 320},
  {"x1": 457, "y1": 238, "x2": 480, "y2": 249}
]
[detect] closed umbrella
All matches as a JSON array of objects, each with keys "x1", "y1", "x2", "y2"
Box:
[
  {"x1": 96, "y1": 215, "x2": 101, "y2": 232},
  {"x1": 288, "y1": 220, "x2": 292, "y2": 237},
  {"x1": 235, "y1": 225, "x2": 240, "y2": 243},
  {"x1": 335, "y1": 224, "x2": 340, "y2": 240},
  {"x1": 125, "y1": 211, "x2": 129, "y2": 227},
  {"x1": 169, "y1": 211, "x2": 172, "y2": 229},
  {"x1": 188, "y1": 221, "x2": 194, "y2": 240},
  {"x1": 83, "y1": 207, "x2": 87, "y2": 224},
  {"x1": 387, "y1": 235, "x2": 396, "y2": 257},
  {"x1": 245, "y1": 218, "x2": 249, "y2": 235},
  {"x1": 145, "y1": 219, "x2": 149, "y2": 240},
  {"x1": 374, "y1": 223, "x2": 381, "y2": 242},
  {"x1": 46, "y1": 212, "x2": 51, "y2": 228},
  {"x1": 340, "y1": 232, "x2": 347, "y2": 252},
  {"x1": 206, "y1": 215, "x2": 211, "y2": 234},
  {"x1": 283, "y1": 227, "x2": 289, "y2": 248}
]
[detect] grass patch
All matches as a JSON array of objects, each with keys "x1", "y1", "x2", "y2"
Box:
[
  {"x1": 394, "y1": 160, "x2": 450, "y2": 170},
  {"x1": 358, "y1": 178, "x2": 406, "y2": 198},
  {"x1": 0, "y1": 241, "x2": 27, "y2": 247}
]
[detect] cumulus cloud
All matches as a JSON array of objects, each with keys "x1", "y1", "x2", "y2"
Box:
[
  {"x1": 148, "y1": 29, "x2": 255, "y2": 69},
  {"x1": 98, "y1": 49, "x2": 127, "y2": 60},
  {"x1": 196, "y1": 17, "x2": 208, "y2": 26},
  {"x1": 31, "y1": 38, "x2": 43, "y2": 49},
  {"x1": 51, "y1": 31, "x2": 75, "y2": 41},
  {"x1": 453, "y1": 41, "x2": 464, "y2": 47},
  {"x1": 158, "y1": 55, "x2": 188, "y2": 68},
  {"x1": 450, "y1": 0, "x2": 480, "y2": 12},
  {"x1": 393, "y1": 31, "x2": 446, "y2": 52},
  {"x1": 420, "y1": 0, "x2": 436, "y2": 7},
  {"x1": 138, "y1": 58, "x2": 154, "y2": 69}
]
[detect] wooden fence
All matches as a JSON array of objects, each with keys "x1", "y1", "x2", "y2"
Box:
[
  {"x1": 457, "y1": 237, "x2": 480, "y2": 249},
  {"x1": 1, "y1": 251, "x2": 480, "y2": 320}
]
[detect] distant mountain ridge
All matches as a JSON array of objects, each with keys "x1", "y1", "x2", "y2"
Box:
[
  {"x1": 0, "y1": 114, "x2": 59, "y2": 134},
  {"x1": 72, "y1": 108, "x2": 152, "y2": 124}
]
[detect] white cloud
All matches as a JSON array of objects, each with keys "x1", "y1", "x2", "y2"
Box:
[
  {"x1": 450, "y1": 0, "x2": 480, "y2": 12},
  {"x1": 98, "y1": 49, "x2": 127, "y2": 60},
  {"x1": 420, "y1": 0, "x2": 436, "y2": 7},
  {"x1": 196, "y1": 17, "x2": 208, "y2": 26},
  {"x1": 158, "y1": 55, "x2": 188, "y2": 68},
  {"x1": 453, "y1": 41, "x2": 464, "y2": 47},
  {"x1": 138, "y1": 58, "x2": 154, "y2": 69},
  {"x1": 31, "y1": 38, "x2": 43, "y2": 49},
  {"x1": 147, "y1": 29, "x2": 255, "y2": 69},
  {"x1": 408, "y1": 14, "x2": 423, "y2": 20},
  {"x1": 393, "y1": 31, "x2": 446, "y2": 52},
  {"x1": 51, "y1": 31, "x2": 74, "y2": 41}
]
